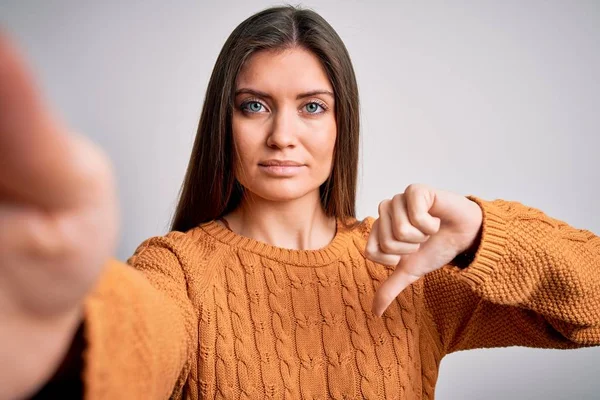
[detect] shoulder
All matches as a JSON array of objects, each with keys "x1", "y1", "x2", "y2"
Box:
[
  {"x1": 355, "y1": 216, "x2": 375, "y2": 239},
  {"x1": 126, "y1": 223, "x2": 225, "y2": 280},
  {"x1": 346, "y1": 215, "x2": 376, "y2": 241},
  {"x1": 129, "y1": 222, "x2": 216, "y2": 256}
]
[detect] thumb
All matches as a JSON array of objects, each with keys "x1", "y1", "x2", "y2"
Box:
[
  {"x1": 371, "y1": 235, "x2": 449, "y2": 316},
  {"x1": 0, "y1": 32, "x2": 107, "y2": 209},
  {"x1": 371, "y1": 254, "x2": 421, "y2": 317}
]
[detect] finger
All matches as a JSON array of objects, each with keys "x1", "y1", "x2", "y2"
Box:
[
  {"x1": 0, "y1": 203, "x2": 78, "y2": 259},
  {"x1": 404, "y1": 185, "x2": 441, "y2": 235},
  {"x1": 372, "y1": 230, "x2": 454, "y2": 316},
  {"x1": 378, "y1": 205, "x2": 421, "y2": 254},
  {"x1": 371, "y1": 253, "x2": 422, "y2": 316},
  {"x1": 371, "y1": 254, "x2": 423, "y2": 317},
  {"x1": 0, "y1": 32, "x2": 107, "y2": 209},
  {"x1": 390, "y1": 194, "x2": 430, "y2": 243},
  {"x1": 364, "y1": 219, "x2": 402, "y2": 266}
]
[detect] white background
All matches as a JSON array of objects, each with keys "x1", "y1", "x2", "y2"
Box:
[{"x1": 2, "y1": 1, "x2": 599, "y2": 398}]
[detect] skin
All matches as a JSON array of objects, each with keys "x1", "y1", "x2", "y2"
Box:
[
  {"x1": 0, "y1": 33, "x2": 117, "y2": 398},
  {"x1": 223, "y1": 47, "x2": 338, "y2": 251},
  {"x1": 0, "y1": 35, "x2": 482, "y2": 398},
  {"x1": 366, "y1": 184, "x2": 483, "y2": 316},
  {"x1": 223, "y1": 47, "x2": 484, "y2": 317}
]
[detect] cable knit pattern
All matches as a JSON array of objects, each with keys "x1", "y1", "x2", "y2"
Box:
[
  {"x1": 224, "y1": 250, "x2": 260, "y2": 399},
  {"x1": 286, "y1": 265, "x2": 328, "y2": 399},
  {"x1": 81, "y1": 197, "x2": 600, "y2": 399},
  {"x1": 338, "y1": 258, "x2": 380, "y2": 398},
  {"x1": 262, "y1": 258, "x2": 300, "y2": 399},
  {"x1": 315, "y1": 264, "x2": 356, "y2": 399},
  {"x1": 213, "y1": 270, "x2": 236, "y2": 399}
]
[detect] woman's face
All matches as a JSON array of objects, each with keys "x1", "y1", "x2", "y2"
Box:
[{"x1": 232, "y1": 47, "x2": 337, "y2": 203}]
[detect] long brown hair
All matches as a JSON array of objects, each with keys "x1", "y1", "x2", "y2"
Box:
[{"x1": 170, "y1": 5, "x2": 360, "y2": 232}]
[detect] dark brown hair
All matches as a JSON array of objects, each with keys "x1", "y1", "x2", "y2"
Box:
[{"x1": 170, "y1": 5, "x2": 360, "y2": 232}]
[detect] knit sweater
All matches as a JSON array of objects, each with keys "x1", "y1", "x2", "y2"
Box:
[{"x1": 80, "y1": 196, "x2": 600, "y2": 399}]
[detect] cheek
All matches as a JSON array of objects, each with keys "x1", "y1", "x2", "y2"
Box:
[
  {"x1": 232, "y1": 118, "x2": 270, "y2": 186},
  {"x1": 311, "y1": 119, "x2": 337, "y2": 164},
  {"x1": 232, "y1": 118, "x2": 257, "y2": 163}
]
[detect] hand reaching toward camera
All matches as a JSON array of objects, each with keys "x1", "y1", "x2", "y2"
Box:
[
  {"x1": 366, "y1": 184, "x2": 483, "y2": 317},
  {"x1": 0, "y1": 32, "x2": 119, "y2": 399}
]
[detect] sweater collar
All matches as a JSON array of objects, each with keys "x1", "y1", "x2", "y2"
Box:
[{"x1": 199, "y1": 217, "x2": 356, "y2": 266}]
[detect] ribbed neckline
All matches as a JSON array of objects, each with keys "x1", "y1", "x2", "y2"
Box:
[{"x1": 199, "y1": 217, "x2": 356, "y2": 266}]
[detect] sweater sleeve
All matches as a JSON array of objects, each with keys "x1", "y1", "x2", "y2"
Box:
[
  {"x1": 81, "y1": 233, "x2": 198, "y2": 399},
  {"x1": 422, "y1": 196, "x2": 600, "y2": 356}
]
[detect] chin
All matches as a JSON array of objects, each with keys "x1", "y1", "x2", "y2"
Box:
[{"x1": 244, "y1": 179, "x2": 322, "y2": 203}]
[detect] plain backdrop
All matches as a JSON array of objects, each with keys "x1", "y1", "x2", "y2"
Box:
[{"x1": 2, "y1": 1, "x2": 599, "y2": 398}]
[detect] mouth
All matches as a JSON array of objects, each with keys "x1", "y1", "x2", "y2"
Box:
[
  {"x1": 258, "y1": 159, "x2": 304, "y2": 167},
  {"x1": 258, "y1": 160, "x2": 305, "y2": 177}
]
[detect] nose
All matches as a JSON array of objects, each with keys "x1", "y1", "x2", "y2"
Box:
[{"x1": 266, "y1": 107, "x2": 297, "y2": 149}]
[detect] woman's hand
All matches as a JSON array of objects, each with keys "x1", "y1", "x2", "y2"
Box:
[
  {"x1": 0, "y1": 33, "x2": 119, "y2": 398},
  {"x1": 366, "y1": 184, "x2": 483, "y2": 316}
]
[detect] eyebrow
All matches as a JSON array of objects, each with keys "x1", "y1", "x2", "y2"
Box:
[{"x1": 235, "y1": 88, "x2": 334, "y2": 100}]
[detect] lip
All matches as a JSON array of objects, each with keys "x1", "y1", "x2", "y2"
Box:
[
  {"x1": 259, "y1": 159, "x2": 304, "y2": 166},
  {"x1": 258, "y1": 162, "x2": 305, "y2": 177}
]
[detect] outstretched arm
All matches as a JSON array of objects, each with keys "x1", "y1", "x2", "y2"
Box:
[{"x1": 423, "y1": 196, "x2": 600, "y2": 354}]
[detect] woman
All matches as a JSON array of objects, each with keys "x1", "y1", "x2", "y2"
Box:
[{"x1": 2, "y1": 5, "x2": 599, "y2": 400}]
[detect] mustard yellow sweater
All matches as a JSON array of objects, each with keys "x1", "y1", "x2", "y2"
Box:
[{"x1": 80, "y1": 196, "x2": 600, "y2": 399}]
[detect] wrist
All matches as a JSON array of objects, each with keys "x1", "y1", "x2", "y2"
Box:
[{"x1": 450, "y1": 200, "x2": 483, "y2": 268}]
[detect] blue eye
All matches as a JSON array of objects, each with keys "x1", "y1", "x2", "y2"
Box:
[
  {"x1": 304, "y1": 102, "x2": 325, "y2": 114},
  {"x1": 242, "y1": 101, "x2": 266, "y2": 113}
]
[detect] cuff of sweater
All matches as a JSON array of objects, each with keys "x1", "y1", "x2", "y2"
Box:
[
  {"x1": 81, "y1": 259, "x2": 116, "y2": 399},
  {"x1": 81, "y1": 258, "x2": 134, "y2": 399},
  {"x1": 450, "y1": 196, "x2": 511, "y2": 290}
]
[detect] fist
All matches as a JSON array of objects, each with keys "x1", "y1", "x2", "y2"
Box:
[
  {"x1": 365, "y1": 184, "x2": 483, "y2": 316},
  {"x1": 0, "y1": 32, "x2": 119, "y2": 398},
  {"x1": 0, "y1": 33, "x2": 118, "y2": 319}
]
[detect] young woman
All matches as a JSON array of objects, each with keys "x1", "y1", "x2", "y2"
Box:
[{"x1": 2, "y1": 5, "x2": 599, "y2": 400}]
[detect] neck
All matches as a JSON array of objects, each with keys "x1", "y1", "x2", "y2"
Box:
[{"x1": 223, "y1": 190, "x2": 337, "y2": 250}]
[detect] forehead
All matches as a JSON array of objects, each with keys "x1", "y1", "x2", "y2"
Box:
[{"x1": 236, "y1": 47, "x2": 333, "y2": 93}]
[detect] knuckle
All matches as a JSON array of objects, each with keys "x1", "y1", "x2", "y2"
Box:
[
  {"x1": 405, "y1": 183, "x2": 418, "y2": 193},
  {"x1": 379, "y1": 239, "x2": 394, "y2": 253},
  {"x1": 392, "y1": 193, "x2": 404, "y2": 204},
  {"x1": 377, "y1": 199, "x2": 390, "y2": 214},
  {"x1": 393, "y1": 223, "x2": 411, "y2": 240},
  {"x1": 409, "y1": 210, "x2": 432, "y2": 230},
  {"x1": 365, "y1": 243, "x2": 379, "y2": 259},
  {"x1": 28, "y1": 217, "x2": 78, "y2": 259},
  {"x1": 406, "y1": 182, "x2": 428, "y2": 197},
  {"x1": 409, "y1": 211, "x2": 426, "y2": 226}
]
